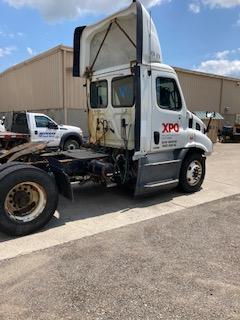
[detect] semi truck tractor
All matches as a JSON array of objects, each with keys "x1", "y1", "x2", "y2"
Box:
[{"x1": 0, "y1": 0, "x2": 212, "y2": 236}]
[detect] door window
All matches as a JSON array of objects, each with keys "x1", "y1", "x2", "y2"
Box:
[
  {"x1": 35, "y1": 116, "x2": 56, "y2": 128},
  {"x1": 90, "y1": 80, "x2": 108, "y2": 109},
  {"x1": 156, "y1": 77, "x2": 182, "y2": 111},
  {"x1": 112, "y1": 76, "x2": 134, "y2": 108}
]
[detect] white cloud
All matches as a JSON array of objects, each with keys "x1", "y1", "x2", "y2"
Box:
[
  {"x1": 189, "y1": 0, "x2": 240, "y2": 15},
  {"x1": 196, "y1": 59, "x2": 240, "y2": 78},
  {"x1": 237, "y1": 14, "x2": 240, "y2": 26},
  {"x1": 3, "y1": 0, "x2": 171, "y2": 21},
  {"x1": 189, "y1": 3, "x2": 201, "y2": 13},
  {"x1": 0, "y1": 46, "x2": 16, "y2": 58},
  {"x1": 215, "y1": 50, "x2": 230, "y2": 59},
  {"x1": 0, "y1": 27, "x2": 24, "y2": 38},
  {"x1": 27, "y1": 47, "x2": 36, "y2": 56},
  {"x1": 202, "y1": 0, "x2": 240, "y2": 9},
  {"x1": 196, "y1": 47, "x2": 240, "y2": 77},
  {"x1": 27, "y1": 47, "x2": 33, "y2": 55}
]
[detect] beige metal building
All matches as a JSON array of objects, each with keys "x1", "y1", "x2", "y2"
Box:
[
  {"x1": 176, "y1": 67, "x2": 240, "y2": 126},
  {"x1": 0, "y1": 44, "x2": 240, "y2": 133},
  {"x1": 0, "y1": 45, "x2": 88, "y2": 131}
]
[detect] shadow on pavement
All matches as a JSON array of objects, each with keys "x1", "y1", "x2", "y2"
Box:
[
  {"x1": 0, "y1": 183, "x2": 195, "y2": 242},
  {"x1": 47, "y1": 183, "x2": 193, "y2": 228}
]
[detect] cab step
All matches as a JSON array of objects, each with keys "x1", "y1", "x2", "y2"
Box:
[{"x1": 144, "y1": 179, "x2": 179, "y2": 189}]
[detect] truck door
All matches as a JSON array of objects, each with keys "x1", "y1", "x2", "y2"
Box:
[
  {"x1": 134, "y1": 71, "x2": 187, "y2": 196},
  {"x1": 151, "y1": 72, "x2": 186, "y2": 152},
  {"x1": 31, "y1": 114, "x2": 60, "y2": 146}
]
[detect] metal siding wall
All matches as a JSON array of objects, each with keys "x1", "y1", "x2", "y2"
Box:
[
  {"x1": 1, "y1": 45, "x2": 239, "y2": 129},
  {"x1": 67, "y1": 109, "x2": 88, "y2": 133},
  {"x1": 65, "y1": 51, "x2": 87, "y2": 110},
  {"x1": 0, "y1": 51, "x2": 63, "y2": 111},
  {"x1": 221, "y1": 80, "x2": 240, "y2": 115},
  {"x1": 177, "y1": 71, "x2": 222, "y2": 113}
]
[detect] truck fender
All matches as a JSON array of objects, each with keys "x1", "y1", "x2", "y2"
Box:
[
  {"x1": 60, "y1": 132, "x2": 82, "y2": 150},
  {"x1": 184, "y1": 141, "x2": 212, "y2": 156}
]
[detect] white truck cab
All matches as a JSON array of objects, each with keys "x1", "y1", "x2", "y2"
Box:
[
  {"x1": 73, "y1": 0, "x2": 212, "y2": 195},
  {"x1": 10, "y1": 112, "x2": 83, "y2": 150},
  {"x1": 0, "y1": 0, "x2": 214, "y2": 237}
]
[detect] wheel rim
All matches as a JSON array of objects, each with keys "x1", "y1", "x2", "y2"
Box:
[
  {"x1": 186, "y1": 160, "x2": 203, "y2": 186},
  {"x1": 4, "y1": 182, "x2": 47, "y2": 223},
  {"x1": 68, "y1": 144, "x2": 77, "y2": 150},
  {"x1": 66, "y1": 142, "x2": 78, "y2": 150}
]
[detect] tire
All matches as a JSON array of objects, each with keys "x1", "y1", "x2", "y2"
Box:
[
  {"x1": 0, "y1": 162, "x2": 24, "y2": 174},
  {"x1": 63, "y1": 139, "x2": 80, "y2": 151},
  {"x1": 0, "y1": 165, "x2": 58, "y2": 236},
  {"x1": 179, "y1": 153, "x2": 206, "y2": 193}
]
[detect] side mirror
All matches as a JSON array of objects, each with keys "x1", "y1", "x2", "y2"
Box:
[
  {"x1": 206, "y1": 112, "x2": 215, "y2": 119},
  {"x1": 48, "y1": 122, "x2": 58, "y2": 130},
  {"x1": 205, "y1": 111, "x2": 216, "y2": 134}
]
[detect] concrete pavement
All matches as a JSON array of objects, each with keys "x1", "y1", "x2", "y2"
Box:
[{"x1": 0, "y1": 143, "x2": 240, "y2": 261}]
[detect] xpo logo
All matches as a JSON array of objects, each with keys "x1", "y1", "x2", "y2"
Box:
[{"x1": 162, "y1": 123, "x2": 180, "y2": 134}]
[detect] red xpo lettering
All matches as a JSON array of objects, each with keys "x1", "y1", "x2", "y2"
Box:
[{"x1": 162, "y1": 123, "x2": 180, "y2": 133}]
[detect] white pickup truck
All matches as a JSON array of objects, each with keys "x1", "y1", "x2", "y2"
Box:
[
  {"x1": 0, "y1": 117, "x2": 5, "y2": 132},
  {"x1": 3, "y1": 111, "x2": 83, "y2": 150}
]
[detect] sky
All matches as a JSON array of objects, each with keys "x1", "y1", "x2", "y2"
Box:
[{"x1": 0, "y1": 0, "x2": 240, "y2": 78}]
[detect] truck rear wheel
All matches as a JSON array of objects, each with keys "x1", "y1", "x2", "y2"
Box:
[
  {"x1": 0, "y1": 165, "x2": 58, "y2": 236},
  {"x1": 179, "y1": 153, "x2": 205, "y2": 193},
  {"x1": 0, "y1": 162, "x2": 24, "y2": 173}
]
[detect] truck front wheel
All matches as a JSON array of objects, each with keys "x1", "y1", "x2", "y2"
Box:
[
  {"x1": 0, "y1": 165, "x2": 58, "y2": 236},
  {"x1": 179, "y1": 153, "x2": 206, "y2": 193},
  {"x1": 63, "y1": 139, "x2": 81, "y2": 151}
]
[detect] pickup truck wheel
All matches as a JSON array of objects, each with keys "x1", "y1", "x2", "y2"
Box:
[
  {"x1": 0, "y1": 165, "x2": 58, "y2": 236},
  {"x1": 179, "y1": 153, "x2": 205, "y2": 193},
  {"x1": 63, "y1": 139, "x2": 80, "y2": 151}
]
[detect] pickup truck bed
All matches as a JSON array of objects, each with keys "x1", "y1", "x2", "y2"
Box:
[
  {"x1": 0, "y1": 131, "x2": 29, "y2": 139},
  {"x1": 0, "y1": 131, "x2": 29, "y2": 150}
]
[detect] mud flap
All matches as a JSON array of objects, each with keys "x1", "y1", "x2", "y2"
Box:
[
  {"x1": 134, "y1": 153, "x2": 184, "y2": 197},
  {"x1": 48, "y1": 158, "x2": 74, "y2": 201}
]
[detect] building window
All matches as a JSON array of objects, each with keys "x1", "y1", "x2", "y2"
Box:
[
  {"x1": 236, "y1": 114, "x2": 240, "y2": 125},
  {"x1": 112, "y1": 76, "x2": 134, "y2": 108},
  {"x1": 156, "y1": 77, "x2": 182, "y2": 111},
  {"x1": 90, "y1": 80, "x2": 108, "y2": 109}
]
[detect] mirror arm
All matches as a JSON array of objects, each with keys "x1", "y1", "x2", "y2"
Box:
[
  {"x1": 205, "y1": 118, "x2": 213, "y2": 134},
  {"x1": 205, "y1": 111, "x2": 216, "y2": 134}
]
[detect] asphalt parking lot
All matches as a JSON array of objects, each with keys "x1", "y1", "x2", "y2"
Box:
[
  {"x1": 0, "y1": 143, "x2": 240, "y2": 319},
  {"x1": 0, "y1": 143, "x2": 240, "y2": 260},
  {"x1": 0, "y1": 194, "x2": 239, "y2": 320}
]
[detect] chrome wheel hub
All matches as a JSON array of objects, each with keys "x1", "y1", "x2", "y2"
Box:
[
  {"x1": 68, "y1": 144, "x2": 76, "y2": 150},
  {"x1": 4, "y1": 182, "x2": 47, "y2": 223},
  {"x1": 187, "y1": 160, "x2": 203, "y2": 186}
]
